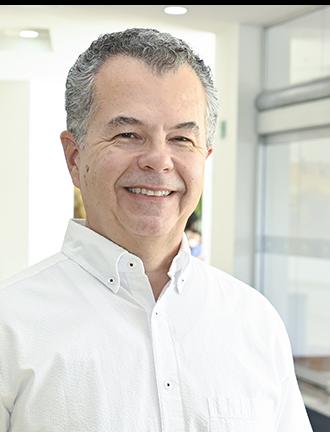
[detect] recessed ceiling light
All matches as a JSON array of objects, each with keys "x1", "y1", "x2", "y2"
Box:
[
  {"x1": 164, "y1": 6, "x2": 188, "y2": 16},
  {"x1": 19, "y1": 30, "x2": 39, "y2": 39}
]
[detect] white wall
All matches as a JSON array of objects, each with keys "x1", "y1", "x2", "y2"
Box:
[
  {"x1": 209, "y1": 25, "x2": 262, "y2": 285},
  {"x1": 0, "y1": 82, "x2": 29, "y2": 279},
  {"x1": 28, "y1": 79, "x2": 72, "y2": 264},
  {"x1": 210, "y1": 24, "x2": 239, "y2": 274}
]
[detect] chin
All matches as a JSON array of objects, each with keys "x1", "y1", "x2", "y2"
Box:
[{"x1": 130, "y1": 219, "x2": 173, "y2": 238}]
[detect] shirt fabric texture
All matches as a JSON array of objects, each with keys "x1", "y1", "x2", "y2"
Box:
[{"x1": 0, "y1": 219, "x2": 312, "y2": 431}]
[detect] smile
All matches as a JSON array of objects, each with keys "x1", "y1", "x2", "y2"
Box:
[{"x1": 127, "y1": 187, "x2": 172, "y2": 197}]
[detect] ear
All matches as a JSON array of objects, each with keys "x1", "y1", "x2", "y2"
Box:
[
  {"x1": 206, "y1": 147, "x2": 213, "y2": 159},
  {"x1": 60, "y1": 131, "x2": 81, "y2": 188}
]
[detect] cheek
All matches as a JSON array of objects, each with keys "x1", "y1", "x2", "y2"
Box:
[
  {"x1": 81, "y1": 166, "x2": 102, "y2": 198},
  {"x1": 182, "y1": 162, "x2": 205, "y2": 192},
  {"x1": 82, "y1": 164, "x2": 90, "y2": 186},
  {"x1": 83, "y1": 158, "x2": 122, "y2": 200}
]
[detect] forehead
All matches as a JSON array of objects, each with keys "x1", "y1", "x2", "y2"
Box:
[
  {"x1": 95, "y1": 55, "x2": 202, "y2": 88},
  {"x1": 93, "y1": 56, "x2": 207, "y2": 120}
]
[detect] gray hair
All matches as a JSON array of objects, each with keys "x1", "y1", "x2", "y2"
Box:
[{"x1": 65, "y1": 28, "x2": 218, "y2": 149}]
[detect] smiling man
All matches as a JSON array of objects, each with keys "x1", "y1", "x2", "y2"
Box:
[
  {"x1": 61, "y1": 55, "x2": 211, "y2": 301},
  {"x1": 0, "y1": 28, "x2": 312, "y2": 431}
]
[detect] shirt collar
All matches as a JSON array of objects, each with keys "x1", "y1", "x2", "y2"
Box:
[
  {"x1": 61, "y1": 219, "x2": 191, "y2": 295},
  {"x1": 167, "y1": 233, "x2": 191, "y2": 294}
]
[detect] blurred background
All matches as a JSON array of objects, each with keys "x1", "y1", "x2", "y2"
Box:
[{"x1": 0, "y1": 5, "x2": 329, "y2": 430}]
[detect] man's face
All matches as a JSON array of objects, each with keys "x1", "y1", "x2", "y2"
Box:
[{"x1": 63, "y1": 56, "x2": 212, "y2": 247}]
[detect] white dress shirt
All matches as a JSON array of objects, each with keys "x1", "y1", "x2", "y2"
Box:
[{"x1": 0, "y1": 219, "x2": 312, "y2": 431}]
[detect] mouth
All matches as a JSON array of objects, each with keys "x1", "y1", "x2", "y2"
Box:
[{"x1": 126, "y1": 187, "x2": 173, "y2": 197}]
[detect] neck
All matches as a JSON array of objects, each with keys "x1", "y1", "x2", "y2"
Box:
[
  {"x1": 128, "y1": 235, "x2": 181, "y2": 300},
  {"x1": 120, "y1": 233, "x2": 182, "y2": 300},
  {"x1": 88, "y1": 220, "x2": 183, "y2": 301}
]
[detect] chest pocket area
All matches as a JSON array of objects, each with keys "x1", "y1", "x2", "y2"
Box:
[{"x1": 207, "y1": 396, "x2": 275, "y2": 432}]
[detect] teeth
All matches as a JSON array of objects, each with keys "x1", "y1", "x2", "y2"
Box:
[{"x1": 128, "y1": 187, "x2": 171, "y2": 197}]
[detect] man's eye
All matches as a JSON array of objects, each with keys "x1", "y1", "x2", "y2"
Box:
[
  {"x1": 118, "y1": 132, "x2": 137, "y2": 139},
  {"x1": 111, "y1": 132, "x2": 144, "y2": 147},
  {"x1": 172, "y1": 136, "x2": 194, "y2": 145},
  {"x1": 175, "y1": 136, "x2": 190, "y2": 141}
]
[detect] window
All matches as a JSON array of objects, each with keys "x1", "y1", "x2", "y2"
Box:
[{"x1": 257, "y1": 130, "x2": 330, "y2": 392}]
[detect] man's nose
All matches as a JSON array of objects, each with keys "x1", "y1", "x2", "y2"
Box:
[{"x1": 137, "y1": 142, "x2": 174, "y2": 173}]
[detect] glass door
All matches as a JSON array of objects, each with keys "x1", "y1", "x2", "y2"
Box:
[{"x1": 257, "y1": 127, "x2": 330, "y2": 392}]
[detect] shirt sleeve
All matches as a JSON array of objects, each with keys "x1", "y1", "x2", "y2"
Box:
[
  {"x1": 272, "y1": 313, "x2": 313, "y2": 431},
  {"x1": 0, "y1": 315, "x2": 14, "y2": 432},
  {"x1": 275, "y1": 374, "x2": 313, "y2": 431},
  {"x1": 0, "y1": 401, "x2": 10, "y2": 432},
  {"x1": 0, "y1": 342, "x2": 11, "y2": 432}
]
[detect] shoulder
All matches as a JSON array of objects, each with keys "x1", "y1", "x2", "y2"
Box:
[
  {"x1": 0, "y1": 253, "x2": 67, "y2": 289},
  {"x1": 189, "y1": 259, "x2": 293, "y2": 368},
  {"x1": 189, "y1": 257, "x2": 262, "y2": 297},
  {"x1": 189, "y1": 257, "x2": 285, "y2": 331},
  {"x1": 0, "y1": 253, "x2": 68, "y2": 314}
]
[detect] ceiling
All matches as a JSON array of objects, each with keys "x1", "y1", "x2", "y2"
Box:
[
  {"x1": 0, "y1": 5, "x2": 325, "y2": 35},
  {"x1": 99, "y1": 5, "x2": 324, "y2": 31}
]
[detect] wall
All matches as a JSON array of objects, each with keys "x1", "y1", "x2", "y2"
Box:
[
  {"x1": 0, "y1": 82, "x2": 29, "y2": 279},
  {"x1": 210, "y1": 25, "x2": 262, "y2": 285}
]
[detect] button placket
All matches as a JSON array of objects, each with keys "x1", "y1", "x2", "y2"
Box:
[
  {"x1": 164, "y1": 380, "x2": 174, "y2": 390},
  {"x1": 150, "y1": 304, "x2": 185, "y2": 430}
]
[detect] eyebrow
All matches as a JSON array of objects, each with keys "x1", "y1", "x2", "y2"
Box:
[
  {"x1": 106, "y1": 116, "x2": 200, "y2": 135},
  {"x1": 106, "y1": 116, "x2": 143, "y2": 128},
  {"x1": 175, "y1": 121, "x2": 200, "y2": 135}
]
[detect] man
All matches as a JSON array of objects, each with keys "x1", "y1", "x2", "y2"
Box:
[{"x1": 0, "y1": 28, "x2": 312, "y2": 431}]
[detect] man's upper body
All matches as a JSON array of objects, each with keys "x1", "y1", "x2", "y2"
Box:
[
  {"x1": 60, "y1": 29, "x2": 214, "y2": 303},
  {"x1": 0, "y1": 28, "x2": 312, "y2": 431},
  {"x1": 0, "y1": 219, "x2": 312, "y2": 431}
]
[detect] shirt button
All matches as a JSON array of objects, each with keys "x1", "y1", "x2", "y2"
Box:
[
  {"x1": 128, "y1": 262, "x2": 135, "y2": 268},
  {"x1": 108, "y1": 276, "x2": 116, "y2": 284},
  {"x1": 164, "y1": 380, "x2": 173, "y2": 390}
]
